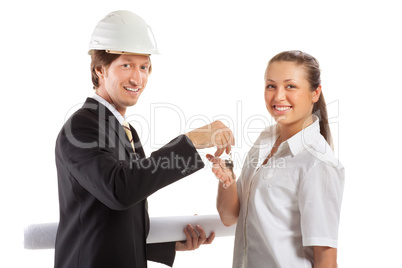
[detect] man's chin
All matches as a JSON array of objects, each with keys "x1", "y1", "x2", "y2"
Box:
[{"x1": 126, "y1": 99, "x2": 139, "y2": 107}]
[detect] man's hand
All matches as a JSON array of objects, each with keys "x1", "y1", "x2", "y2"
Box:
[
  {"x1": 206, "y1": 154, "x2": 236, "y2": 189},
  {"x1": 185, "y1": 120, "x2": 234, "y2": 157},
  {"x1": 175, "y1": 224, "x2": 215, "y2": 251}
]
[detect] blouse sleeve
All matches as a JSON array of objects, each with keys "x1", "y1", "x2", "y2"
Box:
[{"x1": 299, "y1": 159, "x2": 345, "y2": 248}]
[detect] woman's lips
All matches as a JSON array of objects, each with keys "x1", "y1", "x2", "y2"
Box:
[{"x1": 273, "y1": 105, "x2": 292, "y2": 114}]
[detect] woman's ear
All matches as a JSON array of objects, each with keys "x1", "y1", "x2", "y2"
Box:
[{"x1": 312, "y1": 85, "x2": 322, "y2": 103}]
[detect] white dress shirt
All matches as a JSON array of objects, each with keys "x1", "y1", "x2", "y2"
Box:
[
  {"x1": 91, "y1": 94, "x2": 126, "y2": 125},
  {"x1": 233, "y1": 116, "x2": 345, "y2": 268}
]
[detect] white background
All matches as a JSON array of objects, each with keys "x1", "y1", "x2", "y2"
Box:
[{"x1": 1, "y1": 0, "x2": 401, "y2": 267}]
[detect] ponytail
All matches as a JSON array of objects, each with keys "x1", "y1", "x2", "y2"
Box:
[{"x1": 313, "y1": 92, "x2": 333, "y2": 149}]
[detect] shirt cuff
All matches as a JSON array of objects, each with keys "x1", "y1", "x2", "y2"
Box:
[{"x1": 303, "y1": 237, "x2": 338, "y2": 248}]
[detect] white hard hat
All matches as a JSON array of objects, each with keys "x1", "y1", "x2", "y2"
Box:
[{"x1": 88, "y1": 10, "x2": 159, "y2": 55}]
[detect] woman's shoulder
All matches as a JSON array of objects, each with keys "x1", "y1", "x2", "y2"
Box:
[{"x1": 303, "y1": 134, "x2": 344, "y2": 172}]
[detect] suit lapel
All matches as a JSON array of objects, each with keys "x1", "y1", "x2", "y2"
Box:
[{"x1": 83, "y1": 98, "x2": 142, "y2": 158}]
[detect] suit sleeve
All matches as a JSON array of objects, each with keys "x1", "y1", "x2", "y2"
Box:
[
  {"x1": 146, "y1": 242, "x2": 176, "y2": 267},
  {"x1": 56, "y1": 111, "x2": 204, "y2": 210}
]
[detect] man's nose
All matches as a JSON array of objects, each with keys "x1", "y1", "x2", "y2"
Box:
[{"x1": 129, "y1": 67, "x2": 142, "y2": 85}]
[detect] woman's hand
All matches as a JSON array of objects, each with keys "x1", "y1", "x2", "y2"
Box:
[
  {"x1": 175, "y1": 224, "x2": 215, "y2": 251},
  {"x1": 206, "y1": 154, "x2": 236, "y2": 189}
]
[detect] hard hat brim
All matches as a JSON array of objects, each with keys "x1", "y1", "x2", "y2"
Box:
[{"x1": 105, "y1": 50, "x2": 151, "y2": 56}]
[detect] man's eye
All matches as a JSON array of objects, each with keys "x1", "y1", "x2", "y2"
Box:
[{"x1": 123, "y1": 64, "x2": 131, "y2": 68}]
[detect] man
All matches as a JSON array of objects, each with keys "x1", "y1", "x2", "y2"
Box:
[{"x1": 54, "y1": 10, "x2": 234, "y2": 268}]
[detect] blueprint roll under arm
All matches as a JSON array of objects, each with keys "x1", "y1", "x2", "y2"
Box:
[
  {"x1": 24, "y1": 222, "x2": 59, "y2": 249},
  {"x1": 24, "y1": 215, "x2": 236, "y2": 249}
]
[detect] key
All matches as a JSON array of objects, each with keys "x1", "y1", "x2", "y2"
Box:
[
  {"x1": 224, "y1": 158, "x2": 234, "y2": 170},
  {"x1": 223, "y1": 152, "x2": 234, "y2": 189}
]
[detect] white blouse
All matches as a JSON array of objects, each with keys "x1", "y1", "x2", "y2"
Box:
[{"x1": 233, "y1": 116, "x2": 345, "y2": 268}]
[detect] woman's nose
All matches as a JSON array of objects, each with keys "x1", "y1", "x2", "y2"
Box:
[{"x1": 274, "y1": 87, "x2": 286, "y2": 102}]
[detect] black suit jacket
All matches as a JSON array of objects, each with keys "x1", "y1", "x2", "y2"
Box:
[{"x1": 54, "y1": 98, "x2": 204, "y2": 268}]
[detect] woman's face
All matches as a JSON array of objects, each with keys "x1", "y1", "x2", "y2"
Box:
[{"x1": 264, "y1": 61, "x2": 321, "y2": 130}]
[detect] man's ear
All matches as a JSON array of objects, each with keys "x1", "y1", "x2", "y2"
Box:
[
  {"x1": 312, "y1": 85, "x2": 322, "y2": 103},
  {"x1": 95, "y1": 67, "x2": 105, "y2": 80}
]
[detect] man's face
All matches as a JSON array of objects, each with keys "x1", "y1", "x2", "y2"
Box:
[{"x1": 96, "y1": 54, "x2": 150, "y2": 115}]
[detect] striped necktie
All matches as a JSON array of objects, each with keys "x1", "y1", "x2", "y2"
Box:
[{"x1": 122, "y1": 121, "x2": 135, "y2": 152}]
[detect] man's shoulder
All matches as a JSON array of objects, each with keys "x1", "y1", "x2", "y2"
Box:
[
  {"x1": 56, "y1": 99, "x2": 105, "y2": 152},
  {"x1": 68, "y1": 104, "x2": 98, "y2": 125},
  {"x1": 60, "y1": 99, "x2": 103, "y2": 134},
  {"x1": 70, "y1": 97, "x2": 113, "y2": 122}
]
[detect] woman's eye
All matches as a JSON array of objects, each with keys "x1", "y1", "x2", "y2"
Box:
[
  {"x1": 122, "y1": 64, "x2": 131, "y2": 68},
  {"x1": 141, "y1": 66, "x2": 148, "y2": 70},
  {"x1": 286, "y1": 84, "x2": 296, "y2": 89},
  {"x1": 266, "y1": 85, "x2": 275, "y2": 90}
]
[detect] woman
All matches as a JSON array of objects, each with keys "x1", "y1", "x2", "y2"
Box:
[{"x1": 207, "y1": 51, "x2": 345, "y2": 267}]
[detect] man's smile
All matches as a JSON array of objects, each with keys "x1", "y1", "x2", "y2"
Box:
[{"x1": 124, "y1": 86, "x2": 140, "y2": 92}]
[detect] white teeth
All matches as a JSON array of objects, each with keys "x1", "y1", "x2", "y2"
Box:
[
  {"x1": 275, "y1": 106, "x2": 291, "y2": 111},
  {"x1": 125, "y1": 87, "x2": 139, "y2": 92}
]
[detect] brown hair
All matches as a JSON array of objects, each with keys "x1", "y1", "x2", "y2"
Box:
[
  {"x1": 90, "y1": 50, "x2": 121, "y2": 90},
  {"x1": 268, "y1": 50, "x2": 333, "y2": 148},
  {"x1": 90, "y1": 50, "x2": 152, "y2": 90}
]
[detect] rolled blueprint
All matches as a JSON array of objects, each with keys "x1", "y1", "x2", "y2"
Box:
[
  {"x1": 24, "y1": 222, "x2": 59, "y2": 249},
  {"x1": 24, "y1": 215, "x2": 236, "y2": 249},
  {"x1": 147, "y1": 214, "x2": 236, "y2": 244}
]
